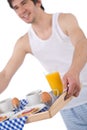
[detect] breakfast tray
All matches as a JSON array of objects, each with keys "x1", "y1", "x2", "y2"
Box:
[
  {"x1": 26, "y1": 91, "x2": 72, "y2": 123},
  {"x1": 0, "y1": 91, "x2": 72, "y2": 130}
]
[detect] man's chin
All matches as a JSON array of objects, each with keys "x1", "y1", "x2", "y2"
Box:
[
  {"x1": 22, "y1": 19, "x2": 30, "y2": 24},
  {"x1": 24, "y1": 19, "x2": 32, "y2": 24}
]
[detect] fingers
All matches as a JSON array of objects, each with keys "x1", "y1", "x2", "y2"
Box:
[
  {"x1": 68, "y1": 77, "x2": 81, "y2": 97},
  {"x1": 73, "y1": 89, "x2": 80, "y2": 97},
  {"x1": 65, "y1": 85, "x2": 80, "y2": 100},
  {"x1": 63, "y1": 76, "x2": 81, "y2": 100}
]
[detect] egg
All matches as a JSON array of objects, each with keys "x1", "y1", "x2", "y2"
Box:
[
  {"x1": 12, "y1": 97, "x2": 20, "y2": 108},
  {"x1": 41, "y1": 92, "x2": 52, "y2": 105}
]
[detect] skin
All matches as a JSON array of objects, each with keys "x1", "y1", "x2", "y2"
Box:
[{"x1": 0, "y1": 0, "x2": 87, "y2": 99}]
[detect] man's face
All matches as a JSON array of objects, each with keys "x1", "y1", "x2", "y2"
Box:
[{"x1": 11, "y1": 0, "x2": 38, "y2": 23}]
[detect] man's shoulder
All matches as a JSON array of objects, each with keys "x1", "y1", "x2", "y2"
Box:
[
  {"x1": 19, "y1": 33, "x2": 28, "y2": 41},
  {"x1": 16, "y1": 33, "x2": 31, "y2": 53},
  {"x1": 16, "y1": 33, "x2": 29, "y2": 46},
  {"x1": 58, "y1": 12, "x2": 77, "y2": 28},
  {"x1": 59, "y1": 13, "x2": 76, "y2": 20}
]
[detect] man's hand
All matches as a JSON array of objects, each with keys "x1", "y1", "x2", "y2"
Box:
[{"x1": 62, "y1": 72, "x2": 81, "y2": 100}]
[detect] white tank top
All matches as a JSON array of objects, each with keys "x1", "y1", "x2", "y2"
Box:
[{"x1": 28, "y1": 13, "x2": 87, "y2": 109}]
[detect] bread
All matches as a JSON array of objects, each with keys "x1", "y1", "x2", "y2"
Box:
[
  {"x1": 12, "y1": 97, "x2": 20, "y2": 108},
  {"x1": 17, "y1": 108, "x2": 39, "y2": 118},
  {"x1": 0, "y1": 115, "x2": 7, "y2": 122}
]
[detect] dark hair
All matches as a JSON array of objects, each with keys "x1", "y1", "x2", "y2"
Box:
[{"x1": 7, "y1": 0, "x2": 44, "y2": 10}]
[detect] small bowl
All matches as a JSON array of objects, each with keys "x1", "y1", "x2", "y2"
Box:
[
  {"x1": 26, "y1": 90, "x2": 42, "y2": 106},
  {"x1": 0, "y1": 98, "x2": 14, "y2": 113}
]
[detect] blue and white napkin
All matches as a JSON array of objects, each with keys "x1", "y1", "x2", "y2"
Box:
[{"x1": 0, "y1": 99, "x2": 49, "y2": 130}]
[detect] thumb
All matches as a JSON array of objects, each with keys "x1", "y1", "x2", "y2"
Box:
[{"x1": 62, "y1": 76, "x2": 68, "y2": 91}]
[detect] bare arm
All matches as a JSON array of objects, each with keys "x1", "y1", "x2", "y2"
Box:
[
  {"x1": 65, "y1": 14, "x2": 87, "y2": 73},
  {"x1": 59, "y1": 13, "x2": 87, "y2": 98},
  {"x1": 0, "y1": 33, "x2": 30, "y2": 93}
]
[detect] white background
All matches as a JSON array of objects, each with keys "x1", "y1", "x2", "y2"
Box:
[{"x1": 0, "y1": 0, "x2": 87, "y2": 129}]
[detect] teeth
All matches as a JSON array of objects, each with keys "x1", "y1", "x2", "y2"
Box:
[
  {"x1": 22, "y1": 13, "x2": 29, "y2": 19},
  {"x1": 24, "y1": 14, "x2": 29, "y2": 18}
]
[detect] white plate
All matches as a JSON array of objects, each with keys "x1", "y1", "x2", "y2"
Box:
[
  {"x1": 10, "y1": 103, "x2": 47, "y2": 119},
  {"x1": 0, "y1": 111, "x2": 14, "y2": 122}
]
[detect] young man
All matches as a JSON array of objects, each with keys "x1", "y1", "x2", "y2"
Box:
[{"x1": 0, "y1": 0, "x2": 87, "y2": 129}]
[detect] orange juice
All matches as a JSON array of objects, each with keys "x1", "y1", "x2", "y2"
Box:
[{"x1": 46, "y1": 72, "x2": 63, "y2": 96}]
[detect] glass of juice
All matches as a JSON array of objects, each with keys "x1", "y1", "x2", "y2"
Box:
[{"x1": 46, "y1": 72, "x2": 63, "y2": 96}]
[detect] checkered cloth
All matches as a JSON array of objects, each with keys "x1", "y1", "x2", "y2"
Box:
[
  {"x1": 0, "y1": 116, "x2": 28, "y2": 130},
  {"x1": 38, "y1": 106, "x2": 49, "y2": 112},
  {"x1": 0, "y1": 99, "x2": 49, "y2": 130}
]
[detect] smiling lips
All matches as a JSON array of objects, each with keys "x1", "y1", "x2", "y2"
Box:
[
  {"x1": 21, "y1": 12, "x2": 30, "y2": 21},
  {"x1": 23, "y1": 13, "x2": 29, "y2": 19}
]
